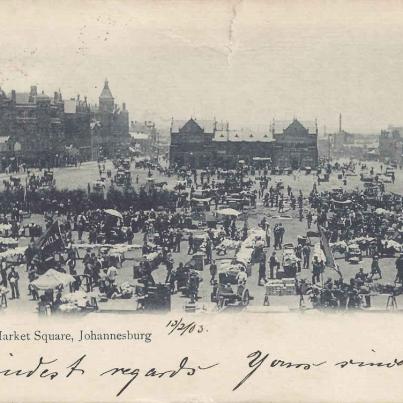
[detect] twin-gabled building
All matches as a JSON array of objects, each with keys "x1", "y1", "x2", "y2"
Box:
[{"x1": 169, "y1": 117, "x2": 318, "y2": 169}]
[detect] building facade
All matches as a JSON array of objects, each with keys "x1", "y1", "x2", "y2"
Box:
[
  {"x1": 129, "y1": 120, "x2": 158, "y2": 157},
  {"x1": 169, "y1": 118, "x2": 218, "y2": 168},
  {"x1": 0, "y1": 86, "x2": 67, "y2": 166},
  {"x1": 0, "y1": 80, "x2": 129, "y2": 166},
  {"x1": 91, "y1": 80, "x2": 130, "y2": 158},
  {"x1": 271, "y1": 119, "x2": 318, "y2": 169},
  {"x1": 169, "y1": 117, "x2": 318, "y2": 169}
]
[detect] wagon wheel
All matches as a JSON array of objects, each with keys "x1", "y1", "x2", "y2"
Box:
[{"x1": 241, "y1": 289, "x2": 250, "y2": 306}]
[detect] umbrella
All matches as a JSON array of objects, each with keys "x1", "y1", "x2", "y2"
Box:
[
  {"x1": 31, "y1": 269, "x2": 75, "y2": 290},
  {"x1": 104, "y1": 209, "x2": 123, "y2": 220},
  {"x1": 217, "y1": 208, "x2": 241, "y2": 217}
]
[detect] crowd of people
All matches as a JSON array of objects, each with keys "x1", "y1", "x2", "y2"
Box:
[{"x1": 0, "y1": 156, "x2": 400, "y2": 313}]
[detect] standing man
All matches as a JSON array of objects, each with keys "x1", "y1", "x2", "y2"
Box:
[
  {"x1": 8, "y1": 266, "x2": 20, "y2": 299},
  {"x1": 370, "y1": 255, "x2": 382, "y2": 279},
  {"x1": 269, "y1": 252, "x2": 278, "y2": 279},
  {"x1": 188, "y1": 233, "x2": 194, "y2": 255},
  {"x1": 209, "y1": 260, "x2": 217, "y2": 284},
  {"x1": 306, "y1": 211, "x2": 313, "y2": 229},
  {"x1": 302, "y1": 244, "x2": 311, "y2": 270},
  {"x1": 311, "y1": 256, "x2": 322, "y2": 285},
  {"x1": 165, "y1": 254, "x2": 174, "y2": 283},
  {"x1": 395, "y1": 252, "x2": 403, "y2": 285},
  {"x1": 258, "y1": 256, "x2": 267, "y2": 286},
  {"x1": 126, "y1": 227, "x2": 134, "y2": 245},
  {"x1": 265, "y1": 223, "x2": 271, "y2": 247},
  {"x1": 0, "y1": 257, "x2": 7, "y2": 287},
  {"x1": 278, "y1": 195, "x2": 284, "y2": 213},
  {"x1": 273, "y1": 225, "x2": 279, "y2": 250},
  {"x1": 205, "y1": 238, "x2": 213, "y2": 264},
  {"x1": 24, "y1": 243, "x2": 35, "y2": 272}
]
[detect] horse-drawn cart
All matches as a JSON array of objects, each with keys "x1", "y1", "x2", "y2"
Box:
[{"x1": 211, "y1": 273, "x2": 250, "y2": 309}]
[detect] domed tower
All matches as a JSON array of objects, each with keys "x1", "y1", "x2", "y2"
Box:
[{"x1": 99, "y1": 79, "x2": 114, "y2": 113}]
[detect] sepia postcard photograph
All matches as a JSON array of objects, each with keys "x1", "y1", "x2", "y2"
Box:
[{"x1": 0, "y1": 0, "x2": 402, "y2": 402}]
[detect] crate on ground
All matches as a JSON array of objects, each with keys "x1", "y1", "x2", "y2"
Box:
[{"x1": 265, "y1": 278, "x2": 296, "y2": 296}]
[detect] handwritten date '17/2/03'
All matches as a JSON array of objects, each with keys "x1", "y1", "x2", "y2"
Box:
[{"x1": 165, "y1": 318, "x2": 205, "y2": 336}]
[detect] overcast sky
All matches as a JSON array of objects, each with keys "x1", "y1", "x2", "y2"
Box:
[{"x1": 1, "y1": 0, "x2": 403, "y2": 134}]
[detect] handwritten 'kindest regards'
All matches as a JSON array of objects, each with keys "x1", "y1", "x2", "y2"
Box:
[{"x1": 0, "y1": 353, "x2": 219, "y2": 397}]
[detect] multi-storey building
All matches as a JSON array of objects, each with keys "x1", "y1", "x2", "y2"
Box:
[
  {"x1": 0, "y1": 86, "x2": 66, "y2": 166},
  {"x1": 0, "y1": 80, "x2": 129, "y2": 166}
]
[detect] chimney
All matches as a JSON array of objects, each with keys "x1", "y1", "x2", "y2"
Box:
[
  {"x1": 122, "y1": 102, "x2": 126, "y2": 111},
  {"x1": 11, "y1": 90, "x2": 16, "y2": 102},
  {"x1": 339, "y1": 113, "x2": 342, "y2": 133},
  {"x1": 54, "y1": 92, "x2": 58, "y2": 102}
]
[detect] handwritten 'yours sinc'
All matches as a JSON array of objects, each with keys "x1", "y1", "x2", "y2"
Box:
[{"x1": 233, "y1": 350, "x2": 403, "y2": 391}]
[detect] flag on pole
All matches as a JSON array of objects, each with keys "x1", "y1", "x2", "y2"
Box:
[
  {"x1": 36, "y1": 220, "x2": 65, "y2": 257},
  {"x1": 318, "y1": 225, "x2": 335, "y2": 267},
  {"x1": 318, "y1": 225, "x2": 342, "y2": 277}
]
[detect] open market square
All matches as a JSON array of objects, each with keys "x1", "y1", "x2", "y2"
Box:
[{"x1": 0, "y1": 156, "x2": 400, "y2": 317}]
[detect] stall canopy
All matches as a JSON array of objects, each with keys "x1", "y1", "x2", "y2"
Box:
[
  {"x1": 332, "y1": 199, "x2": 352, "y2": 204},
  {"x1": 104, "y1": 209, "x2": 123, "y2": 220},
  {"x1": 31, "y1": 269, "x2": 75, "y2": 290},
  {"x1": 252, "y1": 157, "x2": 271, "y2": 161},
  {"x1": 217, "y1": 208, "x2": 241, "y2": 217}
]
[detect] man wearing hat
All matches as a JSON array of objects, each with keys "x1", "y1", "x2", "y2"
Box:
[
  {"x1": 7, "y1": 266, "x2": 19, "y2": 299},
  {"x1": 370, "y1": 255, "x2": 382, "y2": 279},
  {"x1": 269, "y1": 251, "x2": 278, "y2": 279},
  {"x1": 355, "y1": 267, "x2": 367, "y2": 283},
  {"x1": 395, "y1": 252, "x2": 403, "y2": 285},
  {"x1": 83, "y1": 248, "x2": 91, "y2": 266}
]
